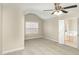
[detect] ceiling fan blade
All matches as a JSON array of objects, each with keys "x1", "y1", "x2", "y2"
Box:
[
  {"x1": 44, "y1": 9, "x2": 53, "y2": 11},
  {"x1": 63, "y1": 5, "x2": 77, "y2": 9},
  {"x1": 51, "y1": 12, "x2": 54, "y2": 15},
  {"x1": 51, "y1": 11, "x2": 55, "y2": 15},
  {"x1": 61, "y1": 10, "x2": 68, "y2": 13}
]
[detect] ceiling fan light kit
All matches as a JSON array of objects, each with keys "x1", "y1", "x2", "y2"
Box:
[{"x1": 54, "y1": 11, "x2": 63, "y2": 15}]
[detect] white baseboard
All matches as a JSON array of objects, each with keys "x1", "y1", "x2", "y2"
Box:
[
  {"x1": 2, "y1": 47, "x2": 24, "y2": 54},
  {"x1": 44, "y1": 37, "x2": 58, "y2": 42},
  {"x1": 49, "y1": 38, "x2": 58, "y2": 42},
  {"x1": 25, "y1": 36, "x2": 43, "y2": 40}
]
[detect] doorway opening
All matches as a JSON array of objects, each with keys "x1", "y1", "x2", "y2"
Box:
[
  {"x1": 64, "y1": 19, "x2": 77, "y2": 47},
  {"x1": 58, "y1": 19, "x2": 77, "y2": 48}
]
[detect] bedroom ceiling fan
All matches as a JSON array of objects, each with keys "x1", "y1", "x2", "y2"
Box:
[{"x1": 44, "y1": 3, "x2": 77, "y2": 15}]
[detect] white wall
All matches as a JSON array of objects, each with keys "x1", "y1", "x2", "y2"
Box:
[
  {"x1": 25, "y1": 14, "x2": 44, "y2": 40},
  {"x1": 2, "y1": 4, "x2": 24, "y2": 54},
  {"x1": 0, "y1": 4, "x2": 2, "y2": 54},
  {"x1": 44, "y1": 19, "x2": 58, "y2": 42},
  {"x1": 77, "y1": 18, "x2": 79, "y2": 48}
]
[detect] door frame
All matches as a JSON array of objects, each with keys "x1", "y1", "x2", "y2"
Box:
[{"x1": 58, "y1": 20, "x2": 65, "y2": 44}]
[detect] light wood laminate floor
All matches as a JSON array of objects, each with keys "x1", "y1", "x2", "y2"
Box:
[
  {"x1": 6, "y1": 38, "x2": 79, "y2": 55},
  {"x1": 65, "y1": 36, "x2": 76, "y2": 47}
]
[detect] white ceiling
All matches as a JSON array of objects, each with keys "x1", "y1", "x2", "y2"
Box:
[
  {"x1": 14, "y1": 3, "x2": 79, "y2": 20},
  {"x1": 16, "y1": 3, "x2": 79, "y2": 11}
]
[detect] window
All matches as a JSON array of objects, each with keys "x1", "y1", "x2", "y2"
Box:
[{"x1": 25, "y1": 22, "x2": 39, "y2": 34}]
